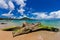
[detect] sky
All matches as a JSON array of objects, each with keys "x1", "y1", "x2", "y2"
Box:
[{"x1": 0, "y1": 0, "x2": 60, "y2": 19}]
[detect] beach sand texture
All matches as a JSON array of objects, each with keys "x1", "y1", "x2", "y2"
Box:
[
  {"x1": 0, "y1": 30, "x2": 60, "y2": 40},
  {"x1": 0, "y1": 30, "x2": 13, "y2": 40}
]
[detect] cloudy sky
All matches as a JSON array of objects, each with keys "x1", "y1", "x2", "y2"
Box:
[{"x1": 0, "y1": 0, "x2": 60, "y2": 19}]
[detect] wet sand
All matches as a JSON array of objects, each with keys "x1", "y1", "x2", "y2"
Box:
[{"x1": 0, "y1": 30, "x2": 60, "y2": 40}]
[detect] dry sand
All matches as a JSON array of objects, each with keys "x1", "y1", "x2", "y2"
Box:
[
  {"x1": 0, "y1": 30, "x2": 13, "y2": 40},
  {"x1": 13, "y1": 31, "x2": 60, "y2": 40},
  {"x1": 0, "y1": 30, "x2": 60, "y2": 40}
]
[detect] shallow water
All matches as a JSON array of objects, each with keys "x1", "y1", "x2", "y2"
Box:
[{"x1": 0, "y1": 19, "x2": 60, "y2": 28}]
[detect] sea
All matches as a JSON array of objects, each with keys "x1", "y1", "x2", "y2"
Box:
[{"x1": 0, "y1": 19, "x2": 60, "y2": 28}]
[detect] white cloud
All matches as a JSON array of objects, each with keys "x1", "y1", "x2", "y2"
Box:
[
  {"x1": 17, "y1": 14, "x2": 27, "y2": 19},
  {"x1": 18, "y1": 8, "x2": 25, "y2": 15},
  {"x1": 0, "y1": 0, "x2": 15, "y2": 10},
  {"x1": 32, "y1": 10, "x2": 60, "y2": 19},
  {"x1": 8, "y1": 1, "x2": 15, "y2": 10},
  {"x1": 14, "y1": 0, "x2": 26, "y2": 7},
  {"x1": 23, "y1": 14, "x2": 27, "y2": 17},
  {"x1": 48, "y1": 10, "x2": 60, "y2": 18},
  {"x1": 32, "y1": 12, "x2": 48, "y2": 19},
  {"x1": 30, "y1": 17, "x2": 35, "y2": 19},
  {"x1": 0, "y1": 0, "x2": 26, "y2": 9},
  {"x1": 11, "y1": 16, "x2": 16, "y2": 19},
  {"x1": 2, "y1": 10, "x2": 13, "y2": 17},
  {"x1": 17, "y1": 16, "x2": 23, "y2": 19},
  {"x1": 15, "y1": 0, "x2": 27, "y2": 15},
  {"x1": 1, "y1": 10, "x2": 17, "y2": 19},
  {"x1": 0, "y1": 0, "x2": 8, "y2": 9},
  {"x1": 0, "y1": 0, "x2": 27, "y2": 18}
]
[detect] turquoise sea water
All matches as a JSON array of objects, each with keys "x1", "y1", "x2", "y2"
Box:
[{"x1": 0, "y1": 19, "x2": 60, "y2": 28}]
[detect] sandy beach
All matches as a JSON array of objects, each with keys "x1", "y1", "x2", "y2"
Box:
[
  {"x1": 0, "y1": 30, "x2": 13, "y2": 40},
  {"x1": 0, "y1": 30, "x2": 60, "y2": 40},
  {"x1": 0, "y1": 22, "x2": 60, "y2": 40}
]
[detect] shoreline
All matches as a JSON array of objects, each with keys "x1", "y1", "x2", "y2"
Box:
[{"x1": 0, "y1": 22, "x2": 60, "y2": 40}]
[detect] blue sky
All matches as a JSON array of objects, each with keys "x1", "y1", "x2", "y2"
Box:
[{"x1": 0, "y1": 0, "x2": 60, "y2": 19}]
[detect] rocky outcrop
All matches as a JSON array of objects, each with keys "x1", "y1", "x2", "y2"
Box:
[
  {"x1": 12, "y1": 22, "x2": 41, "y2": 37},
  {"x1": 2, "y1": 22, "x2": 59, "y2": 37},
  {"x1": 12, "y1": 22, "x2": 59, "y2": 37},
  {"x1": 0, "y1": 23, "x2": 7, "y2": 24}
]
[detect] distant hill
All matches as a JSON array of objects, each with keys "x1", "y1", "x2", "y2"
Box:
[
  {"x1": 0, "y1": 18, "x2": 14, "y2": 20},
  {"x1": 0, "y1": 17, "x2": 35, "y2": 20},
  {"x1": 20, "y1": 17, "x2": 33, "y2": 20}
]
